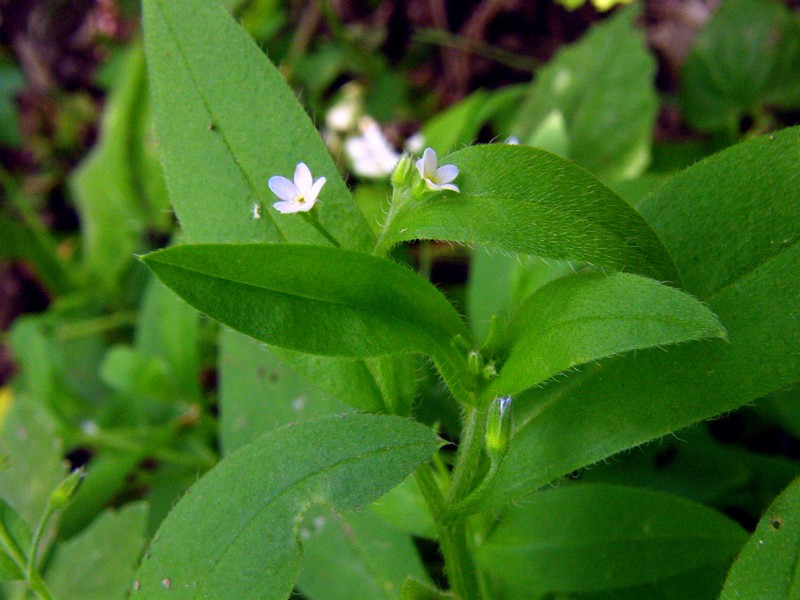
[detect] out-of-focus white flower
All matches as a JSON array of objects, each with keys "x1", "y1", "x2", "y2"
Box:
[
  {"x1": 325, "y1": 83, "x2": 362, "y2": 132},
  {"x1": 415, "y1": 147, "x2": 460, "y2": 193},
  {"x1": 505, "y1": 136, "x2": 520, "y2": 145},
  {"x1": 268, "y1": 163, "x2": 326, "y2": 214},
  {"x1": 345, "y1": 117, "x2": 401, "y2": 179},
  {"x1": 405, "y1": 132, "x2": 426, "y2": 154}
]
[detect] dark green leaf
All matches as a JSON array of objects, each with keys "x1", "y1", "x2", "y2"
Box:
[
  {"x1": 219, "y1": 329, "x2": 350, "y2": 454},
  {"x1": 485, "y1": 272, "x2": 725, "y2": 400},
  {"x1": 489, "y1": 127, "x2": 800, "y2": 508},
  {"x1": 378, "y1": 145, "x2": 677, "y2": 282},
  {"x1": 721, "y1": 478, "x2": 800, "y2": 598},
  {"x1": 680, "y1": 0, "x2": 800, "y2": 133},
  {"x1": 143, "y1": 244, "x2": 473, "y2": 401},
  {"x1": 513, "y1": 6, "x2": 657, "y2": 181},
  {"x1": 297, "y1": 508, "x2": 429, "y2": 600},
  {"x1": 477, "y1": 484, "x2": 746, "y2": 593},
  {"x1": 46, "y1": 503, "x2": 148, "y2": 600},
  {"x1": 133, "y1": 414, "x2": 438, "y2": 598}
]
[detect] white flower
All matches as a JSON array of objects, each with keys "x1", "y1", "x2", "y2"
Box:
[
  {"x1": 405, "y1": 132, "x2": 426, "y2": 154},
  {"x1": 415, "y1": 147, "x2": 460, "y2": 193},
  {"x1": 345, "y1": 117, "x2": 400, "y2": 179},
  {"x1": 268, "y1": 163, "x2": 326, "y2": 214},
  {"x1": 505, "y1": 136, "x2": 520, "y2": 145}
]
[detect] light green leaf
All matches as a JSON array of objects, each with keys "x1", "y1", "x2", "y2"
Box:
[
  {"x1": 46, "y1": 503, "x2": 148, "y2": 600},
  {"x1": 0, "y1": 395, "x2": 65, "y2": 527},
  {"x1": 379, "y1": 145, "x2": 677, "y2": 282},
  {"x1": 371, "y1": 475, "x2": 436, "y2": 540},
  {"x1": 513, "y1": 6, "x2": 657, "y2": 181},
  {"x1": 466, "y1": 248, "x2": 574, "y2": 344},
  {"x1": 100, "y1": 346, "x2": 174, "y2": 402},
  {"x1": 142, "y1": 0, "x2": 372, "y2": 249},
  {"x1": 297, "y1": 508, "x2": 429, "y2": 600},
  {"x1": 421, "y1": 90, "x2": 488, "y2": 155},
  {"x1": 489, "y1": 127, "x2": 800, "y2": 508},
  {"x1": 0, "y1": 500, "x2": 30, "y2": 581},
  {"x1": 134, "y1": 414, "x2": 438, "y2": 598},
  {"x1": 135, "y1": 276, "x2": 201, "y2": 403},
  {"x1": 477, "y1": 484, "x2": 746, "y2": 594},
  {"x1": 70, "y1": 46, "x2": 149, "y2": 289},
  {"x1": 485, "y1": 272, "x2": 725, "y2": 400},
  {"x1": 680, "y1": 0, "x2": 800, "y2": 133},
  {"x1": 219, "y1": 329, "x2": 350, "y2": 454},
  {"x1": 721, "y1": 478, "x2": 800, "y2": 598}
]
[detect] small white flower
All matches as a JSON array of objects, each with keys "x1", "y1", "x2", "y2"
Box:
[
  {"x1": 405, "y1": 132, "x2": 426, "y2": 154},
  {"x1": 415, "y1": 147, "x2": 460, "y2": 193},
  {"x1": 268, "y1": 162, "x2": 326, "y2": 214},
  {"x1": 345, "y1": 117, "x2": 400, "y2": 179},
  {"x1": 505, "y1": 136, "x2": 520, "y2": 145}
]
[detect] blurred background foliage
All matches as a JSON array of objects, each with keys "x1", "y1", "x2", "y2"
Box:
[{"x1": 0, "y1": 0, "x2": 800, "y2": 598}]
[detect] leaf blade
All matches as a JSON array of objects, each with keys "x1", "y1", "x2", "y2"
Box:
[{"x1": 133, "y1": 414, "x2": 439, "y2": 598}]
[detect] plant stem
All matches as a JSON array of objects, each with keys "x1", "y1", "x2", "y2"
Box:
[
  {"x1": 0, "y1": 522, "x2": 56, "y2": 600},
  {"x1": 416, "y1": 465, "x2": 483, "y2": 600},
  {"x1": 448, "y1": 405, "x2": 486, "y2": 505}
]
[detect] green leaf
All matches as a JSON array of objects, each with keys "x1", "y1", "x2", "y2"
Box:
[
  {"x1": 143, "y1": 0, "x2": 391, "y2": 415},
  {"x1": 489, "y1": 127, "x2": 800, "y2": 508},
  {"x1": 142, "y1": 0, "x2": 372, "y2": 249},
  {"x1": 100, "y1": 346, "x2": 174, "y2": 402},
  {"x1": 134, "y1": 414, "x2": 438, "y2": 598},
  {"x1": 0, "y1": 215, "x2": 71, "y2": 295},
  {"x1": 296, "y1": 508, "x2": 429, "y2": 600},
  {"x1": 135, "y1": 276, "x2": 201, "y2": 402},
  {"x1": 721, "y1": 478, "x2": 800, "y2": 598},
  {"x1": 46, "y1": 503, "x2": 148, "y2": 599},
  {"x1": 379, "y1": 145, "x2": 677, "y2": 282},
  {"x1": 219, "y1": 329, "x2": 350, "y2": 454},
  {"x1": 680, "y1": 0, "x2": 800, "y2": 133},
  {"x1": 421, "y1": 90, "x2": 488, "y2": 155},
  {"x1": 485, "y1": 272, "x2": 726, "y2": 400},
  {"x1": 0, "y1": 396, "x2": 65, "y2": 527},
  {"x1": 513, "y1": 6, "x2": 657, "y2": 181},
  {"x1": 477, "y1": 484, "x2": 747, "y2": 594},
  {"x1": 142, "y1": 244, "x2": 472, "y2": 400},
  {"x1": 70, "y1": 46, "x2": 150, "y2": 289},
  {"x1": 0, "y1": 59, "x2": 24, "y2": 146},
  {"x1": 371, "y1": 475, "x2": 436, "y2": 540},
  {"x1": 466, "y1": 248, "x2": 574, "y2": 344},
  {"x1": 0, "y1": 500, "x2": 31, "y2": 581}
]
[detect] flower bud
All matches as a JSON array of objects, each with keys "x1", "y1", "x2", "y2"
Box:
[
  {"x1": 468, "y1": 350, "x2": 482, "y2": 376},
  {"x1": 485, "y1": 396, "x2": 513, "y2": 458},
  {"x1": 390, "y1": 153, "x2": 415, "y2": 188},
  {"x1": 49, "y1": 468, "x2": 85, "y2": 510}
]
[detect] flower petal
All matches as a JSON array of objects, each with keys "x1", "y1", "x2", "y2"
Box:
[
  {"x1": 309, "y1": 176, "x2": 327, "y2": 203},
  {"x1": 294, "y1": 162, "x2": 313, "y2": 194},
  {"x1": 434, "y1": 164, "x2": 459, "y2": 184},
  {"x1": 421, "y1": 147, "x2": 438, "y2": 178},
  {"x1": 272, "y1": 200, "x2": 301, "y2": 214},
  {"x1": 268, "y1": 176, "x2": 298, "y2": 202},
  {"x1": 426, "y1": 181, "x2": 460, "y2": 193}
]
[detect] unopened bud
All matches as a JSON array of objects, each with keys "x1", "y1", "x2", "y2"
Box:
[
  {"x1": 468, "y1": 350, "x2": 482, "y2": 376},
  {"x1": 49, "y1": 468, "x2": 85, "y2": 510},
  {"x1": 485, "y1": 397, "x2": 513, "y2": 458},
  {"x1": 390, "y1": 153, "x2": 415, "y2": 188}
]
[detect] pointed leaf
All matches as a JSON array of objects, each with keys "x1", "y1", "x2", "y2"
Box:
[
  {"x1": 133, "y1": 414, "x2": 439, "y2": 598},
  {"x1": 477, "y1": 485, "x2": 746, "y2": 594},
  {"x1": 0, "y1": 499, "x2": 30, "y2": 581},
  {"x1": 513, "y1": 6, "x2": 657, "y2": 180},
  {"x1": 489, "y1": 127, "x2": 800, "y2": 507},
  {"x1": 142, "y1": 243, "x2": 468, "y2": 359},
  {"x1": 485, "y1": 272, "x2": 725, "y2": 400},
  {"x1": 721, "y1": 478, "x2": 800, "y2": 599},
  {"x1": 379, "y1": 145, "x2": 677, "y2": 282},
  {"x1": 142, "y1": 0, "x2": 372, "y2": 249}
]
